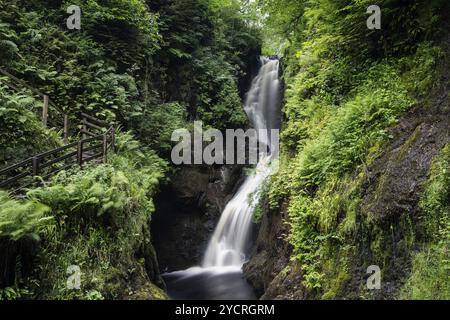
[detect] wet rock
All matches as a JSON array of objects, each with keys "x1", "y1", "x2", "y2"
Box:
[
  {"x1": 243, "y1": 201, "x2": 292, "y2": 297},
  {"x1": 261, "y1": 263, "x2": 306, "y2": 300},
  {"x1": 361, "y1": 112, "x2": 449, "y2": 222},
  {"x1": 151, "y1": 165, "x2": 244, "y2": 272}
]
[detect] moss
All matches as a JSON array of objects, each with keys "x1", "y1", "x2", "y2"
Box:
[
  {"x1": 280, "y1": 265, "x2": 291, "y2": 278},
  {"x1": 419, "y1": 144, "x2": 450, "y2": 237},
  {"x1": 395, "y1": 125, "x2": 422, "y2": 163},
  {"x1": 369, "y1": 229, "x2": 389, "y2": 268},
  {"x1": 338, "y1": 196, "x2": 359, "y2": 236},
  {"x1": 252, "y1": 205, "x2": 264, "y2": 224},
  {"x1": 397, "y1": 214, "x2": 416, "y2": 252},
  {"x1": 400, "y1": 245, "x2": 449, "y2": 300},
  {"x1": 257, "y1": 4, "x2": 443, "y2": 299},
  {"x1": 321, "y1": 245, "x2": 352, "y2": 300},
  {"x1": 366, "y1": 141, "x2": 384, "y2": 167},
  {"x1": 400, "y1": 144, "x2": 450, "y2": 299},
  {"x1": 148, "y1": 282, "x2": 168, "y2": 300},
  {"x1": 124, "y1": 281, "x2": 168, "y2": 300}
]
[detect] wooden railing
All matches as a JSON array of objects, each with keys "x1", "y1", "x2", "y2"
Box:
[
  {"x1": 0, "y1": 69, "x2": 117, "y2": 193},
  {"x1": 0, "y1": 126, "x2": 115, "y2": 193},
  {"x1": 80, "y1": 112, "x2": 109, "y2": 137}
]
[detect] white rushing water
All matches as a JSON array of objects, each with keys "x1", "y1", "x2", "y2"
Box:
[
  {"x1": 202, "y1": 57, "x2": 281, "y2": 268},
  {"x1": 164, "y1": 57, "x2": 281, "y2": 299}
]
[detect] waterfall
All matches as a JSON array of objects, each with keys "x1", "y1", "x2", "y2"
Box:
[
  {"x1": 202, "y1": 57, "x2": 281, "y2": 268},
  {"x1": 163, "y1": 57, "x2": 281, "y2": 300}
]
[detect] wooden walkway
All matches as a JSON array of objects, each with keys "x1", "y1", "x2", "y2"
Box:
[{"x1": 0, "y1": 69, "x2": 116, "y2": 194}]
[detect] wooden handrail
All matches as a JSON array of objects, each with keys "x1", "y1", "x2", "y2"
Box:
[
  {"x1": 82, "y1": 119, "x2": 105, "y2": 132},
  {"x1": 40, "y1": 151, "x2": 78, "y2": 170},
  {"x1": 80, "y1": 112, "x2": 108, "y2": 126},
  {"x1": 0, "y1": 72, "x2": 118, "y2": 193},
  {"x1": 0, "y1": 67, "x2": 69, "y2": 136},
  {"x1": 0, "y1": 126, "x2": 116, "y2": 192},
  {"x1": 80, "y1": 129, "x2": 97, "y2": 137},
  {"x1": 0, "y1": 158, "x2": 32, "y2": 176},
  {"x1": 0, "y1": 171, "x2": 31, "y2": 189}
]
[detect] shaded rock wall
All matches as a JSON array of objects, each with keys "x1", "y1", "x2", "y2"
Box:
[
  {"x1": 243, "y1": 201, "x2": 292, "y2": 298},
  {"x1": 245, "y1": 43, "x2": 450, "y2": 300},
  {"x1": 152, "y1": 165, "x2": 244, "y2": 272}
]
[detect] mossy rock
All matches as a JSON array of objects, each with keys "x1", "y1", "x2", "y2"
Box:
[{"x1": 124, "y1": 282, "x2": 168, "y2": 300}]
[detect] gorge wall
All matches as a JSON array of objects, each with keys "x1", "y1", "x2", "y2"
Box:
[
  {"x1": 243, "y1": 40, "x2": 450, "y2": 300},
  {"x1": 152, "y1": 165, "x2": 246, "y2": 272}
]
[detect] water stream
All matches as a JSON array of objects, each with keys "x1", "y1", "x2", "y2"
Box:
[{"x1": 163, "y1": 57, "x2": 281, "y2": 300}]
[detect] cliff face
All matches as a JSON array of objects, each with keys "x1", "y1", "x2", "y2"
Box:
[
  {"x1": 243, "y1": 202, "x2": 292, "y2": 298},
  {"x1": 243, "y1": 47, "x2": 450, "y2": 300},
  {"x1": 152, "y1": 165, "x2": 245, "y2": 272},
  {"x1": 249, "y1": 104, "x2": 448, "y2": 300}
]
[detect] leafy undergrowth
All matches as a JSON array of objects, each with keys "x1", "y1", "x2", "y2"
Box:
[
  {"x1": 0, "y1": 0, "x2": 263, "y2": 300},
  {"x1": 0, "y1": 192, "x2": 52, "y2": 241},
  {"x1": 400, "y1": 144, "x2": 449, "y2": 300},
  {"x1": 0, "y1": 0, "x2": 261, "y2": 158},
  {"x1": 257, "y1": 0, "x2": 449, "y2": 299},
  {"x1": 267, "y1": 42, "x2": 441, "y2": 295},
  {"x1": 0, "y1": 85, "x2": 62, "y2": 167},
  {"x1": 0, "y1": 133, "x2": 168, "y2": 300}
]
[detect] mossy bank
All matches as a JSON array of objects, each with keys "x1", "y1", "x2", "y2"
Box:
[{"x1": 244, "y1": 0, "x2": 450, "y2": 300}]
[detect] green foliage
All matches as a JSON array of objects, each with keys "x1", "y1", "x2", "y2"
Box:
[
  {"x1": 257, "y1": 0, "x2": 305, "y2": 54},
  {"x1": 0, "y1": 0, "x2": 158, "y2": 123},
  {"x1": 0, "y1": 191, "x2": 53, "y2": 241},
  {"x1": 0, "y1": 131, "x2": 168, "y2": 299},
  {"x1": 261, "y1": 0, "x2": 444, "y2": 298},
  {"x1": 0, "y1": 0, "x2": 261, "y2": 159},
  {"x1": 0, "y1": 0, "x2": 262, "y2": 300},
  {"x1": 131, "y1": 101, "x2": 187, "y2": 155},
  {"x1": 285, "y1": 174, "x2": 360, "y2": 294},
  {"x1": 197, "y1": 81, "x2": 247, "y2": 130},
  {"x1": 400, "y1": 144, "x2": 450, "y2": 300},
  {"x1": 419, "y1": 144, "x2": 450, "y2": 239},
  {"x1": 27, "y1": 133, "x2": 166, "y2": 227},
  {"x1": 62, "y1": 0, "x2": 160, "y2": 65},
  {"x1": 0, "y1": 286, "x2": 31, "y2": 300},
  {"x1": 286, "y1": 63, "x2": 412, "y2": 190},
  {"x1": 400, "y1": 244, "x2": 450, "y2": 300},
  {"x1": 273, "y1": 50, "x2": 434, "y2": 209},
  {"x1": 0, "y1": 86, "x2": 62, "y2": 166},
  {"x1": 260, "y1": 0, "x2": 447, "y2": 59},
  {"x1": 22, "y1": 133, "x2": 167, "y2": 299},
  {"x1": 151, "y1": 0, "x2": 261, "y2": 129}
]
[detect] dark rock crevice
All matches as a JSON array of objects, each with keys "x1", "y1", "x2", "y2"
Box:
[
  {"x1": 151, "y1": 165, "x2": 244, "y2": 272},
  {"x1": 243, "y1": 201, "x2": 292, "y2": 298}
]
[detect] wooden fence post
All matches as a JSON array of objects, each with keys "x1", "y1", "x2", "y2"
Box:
[
  {"x1": 42, "y1": 95, "x2": 49, "y2": 127},
  {"x1": 77, "y1": 140, "x2": 83, "y2": 167},
  {"x1": 64, "y1": 114, "x2": 69, "y2": 144},
  {"x1": 103, "y1": 134, "x2": 108, "y2": 163},
  {"x1": 32, "y1": 157, "x2": 40, "y2": 176},
  {"x1": 82, "y1": 115, "x2": 87, "y2": 140},
  {"x1": 111, "y1": 127, "x2": 115, "y2": 153}
]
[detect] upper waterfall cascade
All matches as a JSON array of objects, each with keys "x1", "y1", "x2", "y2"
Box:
[{"x1": 202, "y1": 57, "x2": 282, "y2": 268}]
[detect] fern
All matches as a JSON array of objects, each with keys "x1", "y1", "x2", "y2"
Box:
[{"x1": 0, "y1": 191, "x2": 53, "y2": 241}]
